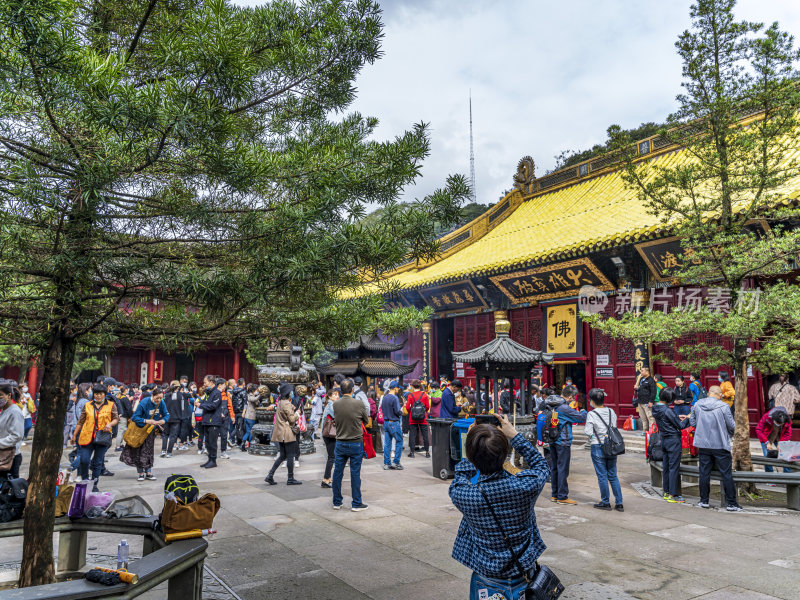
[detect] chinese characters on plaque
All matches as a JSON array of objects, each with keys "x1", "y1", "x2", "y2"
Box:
[
  {"x1": 634, "y1": 237, "x2": 701, "y2": 281},
  {"x1": 418, "y1": 281, "x2": 487, "y2": 313},
  {"x1": 491, "y1": 258, "x2": 614, "y2": 304},
  {"x1": 543, "y1": 302, "x2": 582, "y2": 357}
]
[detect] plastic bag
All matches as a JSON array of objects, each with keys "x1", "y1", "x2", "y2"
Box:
[
  {"x1": 86, "y1": 491, "x2": 115, "y2": 511},
  {"x1": 298, "y1": 411, "x2": 307, "y2": 433},
  {"x1": 106, "y1": 495, "x2": 154, "y2": 519},
  {"x1": 778, "y1": 440, "x2": 800, "y2": 463},
  {"x1": 622, "y1": 416, "x2": 633, "y2": 431}
]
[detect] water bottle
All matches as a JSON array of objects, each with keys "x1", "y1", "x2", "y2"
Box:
[{"x1": 117, "y1": 539, "x2": 129, "y2": 570}]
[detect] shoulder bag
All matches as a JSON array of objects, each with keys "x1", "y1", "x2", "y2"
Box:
[
  {"x1": 477, "y1": 485, "x2": 564, "y2": 600},
  {"x1": 321, "y1": 414, "x2": 337, "y2": 438},
  {"x1": 92, "y1": 405, "x2": 113, "y2": 447},
  {"x1": 598, "y1": 409, "x2": 625, "y2": 457}
]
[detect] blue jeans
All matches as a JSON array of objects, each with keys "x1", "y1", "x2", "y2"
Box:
[
  {"x1": 762, "y1": 442, "x2": 791, "y2": 473},
  {"x1": 590, "y1": 444, "x2": 623, "y2": 505},
  {"x1": 78, "y1": 442, "x2": 109, "y2": 481},
  {"x1": 672, "y1": 404, "x2": 691, "y2": 417},
  {"x1": 242, "y1": 418, "x2": 257, "y2": 443},
  {"x1": 383, "y1": 421, "x2": 403, "y2": 466},
  {"x1": 332, "y1": 440, "x2": 364, "y2": 508},
  {"x1": 469, "y1": 571, "x2": 527, "y2": 600},
  {"x1": 23, "y1": 417, "x2": 33, "y2": 439},
  {"x1": 549, "y1": 443, "x2": 571, "y2": 500}
]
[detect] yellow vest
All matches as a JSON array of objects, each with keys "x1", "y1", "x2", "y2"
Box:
[{"x1": 78, "y1": 400, "x2": 114, "y2": 446}]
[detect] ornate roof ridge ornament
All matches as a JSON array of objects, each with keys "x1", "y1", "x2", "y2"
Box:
[{"x1": 513, "y1": 156, "x2": 536, "y2": 195}]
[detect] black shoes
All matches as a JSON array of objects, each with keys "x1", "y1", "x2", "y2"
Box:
[
  {"x1": 200, "y1": 461, "x2": 217, "y2": 469},
  {"x1": 425, "y1": 452, "x2": 431, "y2": 458},
  {"x1": 408, "y1": 452, "x2": 415, "y2": 458},
  {"x1": 320, "y1": 481, "x2": 332, "y2": 488},
  {"x1": 593, "y1": 503, "x2": 612, "y2": 511},
  {"x1": 615, "y1": 504, "x2": 625, "y2": 512},
  {"x1": 101, "y1": 469, "x2": 114, "y2": 476},
  {"x1": 287, "y1": 478, "x2": 303, "y2": 486},
  {"x1": 265, "y1": 475, "x2": 277, "y2": 485}
]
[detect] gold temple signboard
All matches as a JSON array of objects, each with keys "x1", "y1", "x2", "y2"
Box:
[
  {"x1": 634, "y1": 237, "x2": 696, "y2": 282},
  {"x1": 418, "y1": 280, "x2": 487, "y2": 313},
  {"x1": 490, "y1": 258, "x2": 614, "y2": 304},
  {"x1": 544, "y1": 302, "x2": 582, "y2": 357}
]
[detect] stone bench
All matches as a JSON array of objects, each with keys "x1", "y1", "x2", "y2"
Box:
[
  {"x1": 0, "y1": 516, "x2": 206, "y2": 599},
  {"x1": 649, "y1": 460, "x2": 800, "y2": 510}
]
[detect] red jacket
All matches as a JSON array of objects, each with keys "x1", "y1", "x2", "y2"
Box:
[
  {"x1": 405, "y1": 391, "x2": 430, "y2": 425},
  {"x1": 755, "y1": 408, "x2": 792, "y2": 443}
]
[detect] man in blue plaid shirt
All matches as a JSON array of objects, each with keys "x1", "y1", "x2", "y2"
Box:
[{"x1": 449, "y1": 414, "x2": 550, "y2": 598}]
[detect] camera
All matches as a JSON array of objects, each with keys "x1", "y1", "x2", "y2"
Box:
[{"x1": 475, "y1": 414, "x2": 500, "y2": 427}]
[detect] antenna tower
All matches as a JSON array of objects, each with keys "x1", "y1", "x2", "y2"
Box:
[{"x1": 469, "y1": 91, "x2": 476, "y2": 203}]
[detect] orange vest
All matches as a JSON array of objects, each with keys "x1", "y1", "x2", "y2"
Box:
[{"x1": 78, "y1": 400, "x2": 114, "y2": 446}]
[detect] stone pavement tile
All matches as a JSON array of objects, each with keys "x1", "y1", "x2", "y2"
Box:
[
  {"x1": 689, "y1": 587, "x2": 784, "y2": 600},
  {"x1": 393, "y1": 538, "x2": 471, "y2": 579},
  {"x1": 215, "y1": 490, "x2": 298, "y2": 519},
  {"x1": 299, "y1": 538, "x2": 447, "y2": 593},
  {"x1": 208, "y1": 508, "x2": 264, "y2": 541},
  {"x1": 244, "y1": 514, "x2": 293, "y2": 534},
  {"x1": 338, "y1": 514, "x2": 435, "y2": 545},
  {"x1": 232, "y1": 569, "x2": 372, "y2": 600},
  {"x1": 664, "y1": 550, "x2": 800, "y2": 600},
  {"x1": 366, "y1": 574, "x2": 468, "y2": 600},
  {"x1": 251, "y1": 479, "x2": 333, "y2": 501},
  {"x1": 266, "y1": 513, "x2": 363, "y2": 548},
  {"x1": 561, "y1": 581, "x2": 640, "y2": 600},
  {"x1": 543, "y1": 547, "x2": 718, "y2": 600},
  {"x1": 205, "y1": 533, "x2": 319, "y2": 588}
]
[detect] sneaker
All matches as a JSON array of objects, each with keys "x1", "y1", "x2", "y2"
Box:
[
  {"x1": 383, "y1": 464, "x2": 392, "y2": 470},
  {"x1": 697, "y1": 501, "x2": 710, "y2": 508},
  {"x1": 550, "y1": 496, "x2": 558, "y2": 503},
  {"x1": 114, "y1": 446, "x2": 123, "y2": 452},
  {"x1": 160, "y1": 450, "x2": 166, "y2": 457},
  {"x1": 665, "y1": 495, "x2": 680, "y2": 503},
  {"x1": 672, "y1": 496, "x2": 686, "y2": 504},
  {"x1": 663, "y1": 493, "x2": 673, "y2": 501},
  {"x1": 393, "y1": 464, "x2": 404, "y2": 470},
  {"x1": 220, "y1": 452, "x2": 230, "y2": 460},
  {"x1": 197, "y1": 449, "x2": 204, "y2": 455},
  {"x1": 351, "y1": 504, "x2": 369, "y2": 512},
  {"x1": 320, "y1": 481, "x2": 332, "y2": 488},
  {"x1": 332, "y1": 504, "x2": 342, "y2": 510},
  {"x1": 614, "y1": 504, "x2": 624, "y2": 512},
  {"x1": 264, "y1": 476, "x2": 277, "y2": 485},
  {"x1": 101, "y1": 469, "x2": 114, "y2": 476},
  {"x1": 164, "y1": 453, "x2": 172, "y2": 458},
  {"x1": 178, "y1": 445, "x2": 187, "y2": 451},
  {"x1": 92, "y1": 484, "x2": 100, "y2": 493},
  {"x1": 425, "y1": 452, "x2": 431, "y2": 458},
  {"x1": 21, "y1": 441, "x2": 26, "y2": 447},
  {"x1": 137, "y1": 474, "x2": 144, "y2": 482},
  {"x1": 557, "y1": 498, "x2": 578, "y2": 505},
  {"x1": 593, "y1": 503, "x2": 612, "y2": 510},
  {"x1": 287, "y1": 478, "x2": 303, "y2": 486},
  {"x1": 726, "y1": 504, "x2": 743, "y2": 512},
  {"x1": 145, "y1": 473, "x2": 156, "y2": 481},
  {"x1": 407, "y1": 452, "x2": 415, "y2": 458}
]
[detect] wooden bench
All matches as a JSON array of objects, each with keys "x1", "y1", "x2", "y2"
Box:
[
  {"x1": 649, "y1": 460, "x2": 800, "y2": 510},
  {"x1": 0, "y1": 516, "x2": 206, "y2": 599}
]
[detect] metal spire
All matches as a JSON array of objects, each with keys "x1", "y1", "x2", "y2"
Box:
[{"x1": 469, "y1": 91, "x2": 476, "y2": 204}]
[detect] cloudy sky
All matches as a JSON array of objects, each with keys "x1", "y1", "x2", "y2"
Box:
[{"x1": 236, "y1": 0, "x2": 800, "y2": 205}]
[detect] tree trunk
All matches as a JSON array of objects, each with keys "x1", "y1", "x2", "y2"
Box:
[
  {"x1": 731, "y1": 339, "x2": 756, "y2": 496},
  {"x1": 18, "y1": 333, "x2": 77, "y2": 587}
]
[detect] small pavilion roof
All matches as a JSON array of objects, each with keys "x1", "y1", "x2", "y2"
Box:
[
  {"x1": 316, "y1": 358, "x2": 418, "y2": 377},
  {"x1": 452, "y1": 332, "x2": 553, "y2": 366},
  {"x1": 328, "y1": 334, "x2": 405, "y2": 353}
]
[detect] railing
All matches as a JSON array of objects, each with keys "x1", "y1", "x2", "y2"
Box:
[{"x1": 0, "y1": 516, "x2": 206, "y2": 599}]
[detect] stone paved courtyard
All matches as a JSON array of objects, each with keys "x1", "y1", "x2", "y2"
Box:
[{"x1": 2, "y1": 432, "x2": 800, "y2": 599}]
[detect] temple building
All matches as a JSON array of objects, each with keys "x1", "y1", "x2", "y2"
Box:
[
  {"x1": 316, "y1": 334, "x2": 418, "y2": 385},
  {"x1": 363, "y1": 132, "x2": 800, "y2": 437}
]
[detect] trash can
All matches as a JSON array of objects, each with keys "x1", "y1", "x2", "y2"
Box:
[
  {"x1": 429, "y1": 418, "x2": 457, "y2": 480},
  {"x1": 451, "y1": 418, "x2": 475, "y2": 463}
]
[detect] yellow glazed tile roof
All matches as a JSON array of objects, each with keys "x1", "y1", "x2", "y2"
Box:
[{"x1": 361, "y1": 140, "x2": 800, "y2": 294}]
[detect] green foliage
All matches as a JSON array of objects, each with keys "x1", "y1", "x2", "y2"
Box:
[
  {"x1": 550, "y1": 122, "x2": 662, "y2": 173},
  {"x1": 70, "y1": 354, "x2": 103, "y2": 379},
  {"x1": 361, "y1": 201, "x2": 490, "y2": 238},
  {"x1": 0, "y1": 0, "x2": 468, "y2": 585}
]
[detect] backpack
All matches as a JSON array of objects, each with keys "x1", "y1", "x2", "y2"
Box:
[
  {"x1": 690, "y1": 381, "x2": 708, "y2": 401},
  {"x1": 646, "y1": 426, "x2": 663, "y2": 461},
  {"x1": 536, "y1": 407, "x2": 562, "y2": 444},
  {"x1": 596, "y1": 409, "x2": 625, "y2": 457},
  {"x1": 0, "y1": 478, "x2": 27, "y2": 523},
  {"x1": 409, "y1": 392, "x2": 426, "y2": 422},
  {"x1": 164, "y1": 474, "x2": 199, "y2": 505}
]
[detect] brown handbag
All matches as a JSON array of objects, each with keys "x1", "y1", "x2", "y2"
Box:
[
  {"x1": 160, "y1": 493, "x2": 220, "y2": 534},
  {"x1": 55, "y1": 485, "x2": 75, "y2": 517},
  {"x1": 123, "y1": 422, "x2": 154, "y2": 448},
  {"x1": 0, "y1": 447, "x2": 15, "y2": 472},
  {"x1": 321, "y1": 415, "x2": 337, "y2": 438}
]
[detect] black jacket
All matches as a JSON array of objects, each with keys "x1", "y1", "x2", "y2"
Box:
[
  {"x1": 231, "y1": 386, "x2": 247, "y2": 415},
  {"x1": 115, "y1": 395, "x2": 133, "y2": 420},
  {"x1": 635, "y1": 376, "x2": 657, "y2": 406},
  {"x1": 165, "y1": 390, "x2": 189, "y2": 422},
  {"x1": 652, "y1": 404, "x2": 691, "y2": 438},
  {"x1": 200, "y1": 388, "x2": 226, "y2": 426},
  {"x1": 672, "y1": 384, "x2": 690, "y2": 404}
]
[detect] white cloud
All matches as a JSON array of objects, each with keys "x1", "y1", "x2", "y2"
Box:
[{"x1": 234, "y1": 0, "x2": 800, "y2": 205}]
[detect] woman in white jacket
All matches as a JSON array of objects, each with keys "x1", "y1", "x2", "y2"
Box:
[
  {"x1": 0, "y1": 379, "x2": 24, "y2": 479},
  {"x1": 584, "y1": 388, "x2": 623, "y2": 512}
]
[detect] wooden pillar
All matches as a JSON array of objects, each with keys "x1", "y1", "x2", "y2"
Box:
[
  {"x1": 27, "y1": 359, "x2": 38, "y2": 394},
  {"x1": 147, "y1": 348, "x2": 156, "y2": 384},
  {"x1": 421, "y1": 322, "x2": 433, "y2": 381},
  {"x1": 232, "y1": 347, "x2": 241, "y2": 381}
]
